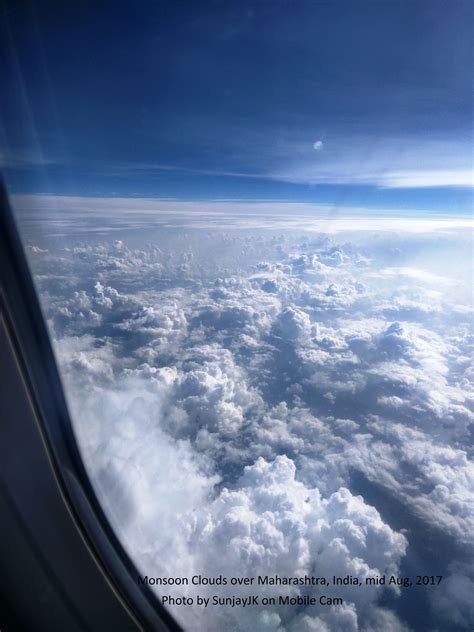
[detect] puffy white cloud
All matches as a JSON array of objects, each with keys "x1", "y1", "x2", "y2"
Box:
[
  {"x1": 66, "y1": 369, "x2": 408, "y2": 631},
  {"x1": 182, "y1": 456, "x2": 406, "y2": 631},
  {"x1": 277, "y1": 306, "x2": 313, "y2": 341},
  {"x1": 27, "y1": 222, "x2": 473, "y2": 630}
]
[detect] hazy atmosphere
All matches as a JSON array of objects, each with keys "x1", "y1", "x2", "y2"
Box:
[{"x1": 14, "y1": 197, "x2": 473, "y2": 631}]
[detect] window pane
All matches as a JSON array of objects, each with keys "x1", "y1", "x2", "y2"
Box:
[{"x1": 2, "y1": 2, "x2": 473, "y2": 631}]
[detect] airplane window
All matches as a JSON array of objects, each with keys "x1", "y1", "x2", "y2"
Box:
[{"x1": 1, "y1": 2, "x2": 473, "y2": 631}]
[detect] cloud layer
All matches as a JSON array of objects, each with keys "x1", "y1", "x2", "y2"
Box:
[{"x1": 24, "y1": 215, "x2": 473, "y2": 631}]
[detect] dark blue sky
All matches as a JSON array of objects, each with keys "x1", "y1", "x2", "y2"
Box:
[{"x1": 1, "y1": 0, "x2": 472, "y2": 211}]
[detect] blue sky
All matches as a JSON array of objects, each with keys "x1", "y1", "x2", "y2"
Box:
[{"x1": 1, "y1": 0, "x2": 472, "y2": 212}]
